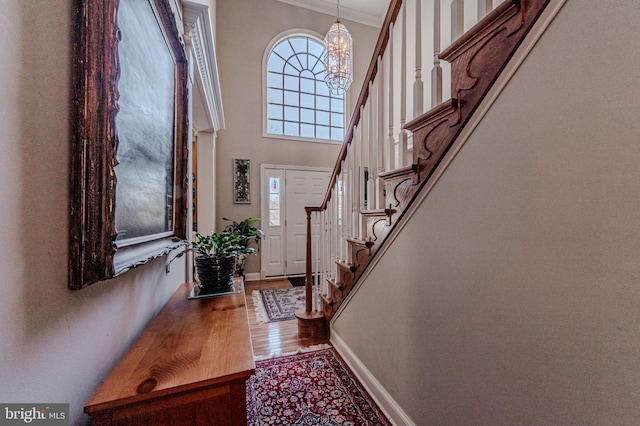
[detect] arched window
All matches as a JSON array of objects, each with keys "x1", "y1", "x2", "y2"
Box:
[{"x1": 265, "y1": 33, "x2": 345, "y2": 142}]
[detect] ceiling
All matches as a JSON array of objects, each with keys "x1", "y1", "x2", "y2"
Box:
[{"x1": 276, "y1": 0, "x2": 389, "y2": 27}]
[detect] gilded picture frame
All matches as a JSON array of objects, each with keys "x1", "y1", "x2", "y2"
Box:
[{"x1": 69, "y1": 0, "x2": 189, "y2": 289}]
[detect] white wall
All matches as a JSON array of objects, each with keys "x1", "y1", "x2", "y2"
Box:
[
  {"x1": 214, "y1": 0, "x2": 379, "y2": 275},
  {"x1": 0, "y1": 1, "x2": 187, "y2": 424},
  {"x1": 332, "y1": 0, "x2": 640, "y2": 424}
]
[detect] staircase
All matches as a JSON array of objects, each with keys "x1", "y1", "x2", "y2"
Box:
[{"x1": 296, "y1": 0, "x2": 550, "y2": 334}]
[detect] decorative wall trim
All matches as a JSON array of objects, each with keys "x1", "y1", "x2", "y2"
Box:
[
  {"x1": 183, "y1": 0, "x2": 225, "y2": 132},
  {"x1": 331, "y1": 331, "x2": 416, "y2": 426}
]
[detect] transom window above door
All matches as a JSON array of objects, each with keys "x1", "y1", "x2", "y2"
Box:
[{"x1": 264, "y1": 33, "x2": 345, "y2": 143}]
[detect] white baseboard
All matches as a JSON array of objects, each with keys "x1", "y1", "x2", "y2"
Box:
[
  {"x1": 244, "y1": 272, "x2": 261, "y2": 282},
  {"x1": 330, "y1": 331, "x2": 416, "y2": 426}
]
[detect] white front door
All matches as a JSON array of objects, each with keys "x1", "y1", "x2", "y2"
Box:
[{"x1": 261, "y1": 166, "x2": 330, "y2": 277}]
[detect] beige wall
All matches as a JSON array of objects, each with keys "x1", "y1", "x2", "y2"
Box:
[
  {"x1": 333, "y1": 0, "x2": 640, "y2": 424},
  {"x1": 214, "y1": 0, "x2": 379, "y2": 275},
  {"x1": 0, "y1": 1, "x2": 187, "y2": 424},
  {"x1": 196, "y1": 131, "x2": 218, "y2": 235}
]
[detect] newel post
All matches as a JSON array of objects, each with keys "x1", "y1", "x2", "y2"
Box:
[
  {"x1": 304, "y1": 207, "x2": 313, "y2": 313},
  {"x1": 295, "y1": 207, "x2": 328, "y2": 339}
]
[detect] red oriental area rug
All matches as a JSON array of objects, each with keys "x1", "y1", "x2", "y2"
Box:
[{"x1": 246, "y1": 347, "x2": 391, "y2": 425}]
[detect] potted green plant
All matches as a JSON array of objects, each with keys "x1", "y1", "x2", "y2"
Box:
[
  {"x1": 173, "y1": 231, "x2": 257, "y2": 292},
  {"x1": 222, "y1": 217, "x2": 264, "y2": 278}
]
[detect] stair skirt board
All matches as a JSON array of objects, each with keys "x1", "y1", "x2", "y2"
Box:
[
  {"x1": 331, "y1": 331, "x2": 416, "y2": 426},
  {"x1": 328, "y1": 0, "x2": 567, "y2": 324}
]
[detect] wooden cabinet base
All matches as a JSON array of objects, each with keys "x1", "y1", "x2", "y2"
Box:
[
  {"x1": 89, "y1": 379, "x2": 246, "y2": 426},
  {"x1": 85, "y1": 281, "x2": 254, "y2": 425}
]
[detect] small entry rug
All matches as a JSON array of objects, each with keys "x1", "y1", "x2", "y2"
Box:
[
  {"x1": 246, "y1": 347, "x2": 391, "y2": 425},
  {"x1": 253, "y1": 287, "x2": 306, "y2": 323}
]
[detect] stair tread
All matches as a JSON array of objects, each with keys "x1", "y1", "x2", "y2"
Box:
[
  {"x1": 346, "y1": 237, "x2": 374, "y2": 248},
  {"x1": 326, "y1": 276, "x2": 343, "y2": 290},
  {"x1": 378, "y1": 164, "x2": 416, "y2": 180},
  {"x1": 405, "y1": 98, "x2": 459, "y2": 132},
  {"x1": 336, "y1": 260, "x2": 356, "y2": 271},
  {"x1": 321, "y1": 293, "x2": 334, "y2": 306},
  {"x1": 361, "y1": 208, "x2": 396, "y2": 217}
]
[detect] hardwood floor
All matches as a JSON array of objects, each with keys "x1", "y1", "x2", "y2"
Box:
[{"x1": 244, "y1": 278, "x2": 329, "y2": 358}]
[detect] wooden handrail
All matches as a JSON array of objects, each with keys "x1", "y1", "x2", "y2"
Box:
[
  {"x1": 313, "y1": 0, "x2": 403, "y2": 212},
  {"x1": 300, "y1": 0, "x2": 402, "y2": 318}
]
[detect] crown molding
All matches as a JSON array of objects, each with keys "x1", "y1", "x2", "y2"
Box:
[
  {"x1": 277, "y1": 0, "x2": 383, "y2": 27},
  {"x1": 183, "y1": 0, "x2": 225, "y2": 132}
]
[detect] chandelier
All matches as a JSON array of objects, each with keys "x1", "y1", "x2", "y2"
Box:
[{"x1": 324, "y1": 0, "x2": 353, "y2": 95}]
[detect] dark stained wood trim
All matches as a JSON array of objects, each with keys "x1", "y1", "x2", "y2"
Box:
[{"x1": 378, "y1": 164, "x2": 415, "y2": 180}]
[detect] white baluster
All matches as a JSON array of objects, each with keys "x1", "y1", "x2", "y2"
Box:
[
  {"x1": 399, "y1": 2, "x2": 409, "y2": 168},
  {"x1": 350, "y1": 137, "x2": 357, "y2": 243},
  {"x1": 331, "y1": 182, "x2": 340, "y2": 279},
  {"x1": 340, "y1": 156, "x2": 352, "y2": 262},
  {"x1": 336, "y1": 177, "x2": 340, "y2": 266},
  {"x1": 477, "y1": 0, "x2": 492, "y2": 19},
  {"x1": 368, "y1": 80, "x2": 376, "y2": 216},
  {"x1": 325, "y1": 208, "x2": 330, "y2": 295},
  {"x1": 432, "y1": 0, "x2": 443, "y2": 107},
  {"x1": 387, "y1": 22, "x2": 396, "y2": 169},
  {"x1": 319, "y1": 209, "x2": 325, "y2": 299},
  {"x1": 451, "y1": 0, "x2": 464, "y2": 41},
  {"x1": 316, "y1": 211, "x2": 321, "y2": 310},
  {"x1": 340, "y1": 161, "x2": 346, "y2": 262},
  {"x1": 313, "y1": 211, "x2": 318, "y2": 310},
  {"x1": 345, "y1": 155, "x2": 351, "y2": 260},
  {"x1": 352, "y1": 124, "x2": 360, "y2": 241},
  {"x1": 414, "y1": 0, "x2": 424, "y2": 117},
  {"x1": 324, "y1": 208, "x2": 329, "y2": 292},
  {"x1": 377, "y1": 55, "x2": 385, "y2": 208}
]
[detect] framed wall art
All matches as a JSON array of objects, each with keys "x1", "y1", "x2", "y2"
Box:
[
  {"x1": 69, "y1": 0, "x2": 189, "y2": 289},
  {"x1": 233, "y1": 159, "x2": 251, "y2": 204}
]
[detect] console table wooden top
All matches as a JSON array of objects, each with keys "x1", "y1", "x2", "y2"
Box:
[{"x1": 85, "y1": 281, "x2": 255, "y2": 414}]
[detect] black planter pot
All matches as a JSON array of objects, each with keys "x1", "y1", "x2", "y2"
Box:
[{"x1": 195, "y1": 256, "x2": 236, "y2": 293}]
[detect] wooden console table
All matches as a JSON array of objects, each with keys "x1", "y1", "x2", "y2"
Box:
[{"x1": 85, "y1": 281, "x2": 255, "y2": 425}]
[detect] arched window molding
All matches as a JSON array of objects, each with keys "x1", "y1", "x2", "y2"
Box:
[{"x1": 262, "y1": 29, "x2": 347, "y2": 144}]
